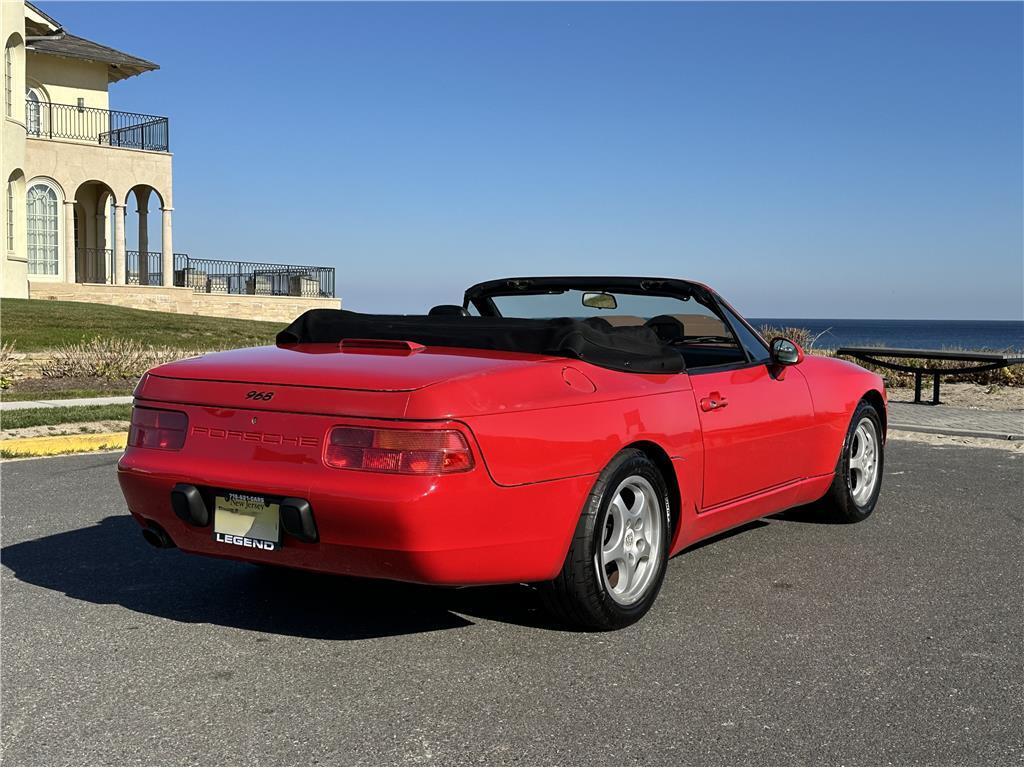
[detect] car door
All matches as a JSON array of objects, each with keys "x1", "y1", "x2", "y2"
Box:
[{"x1": 690, "y1": 303, "x2": 817, "y2": 509}]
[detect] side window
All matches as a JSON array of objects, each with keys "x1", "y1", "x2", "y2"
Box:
[{"x1": 720, "y1": 304, "x2": 770, "y2": 363}]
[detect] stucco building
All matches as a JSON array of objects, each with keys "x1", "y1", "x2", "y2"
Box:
[{"x1": 2, "y1": 1, "x2": 337, "y2": 320}]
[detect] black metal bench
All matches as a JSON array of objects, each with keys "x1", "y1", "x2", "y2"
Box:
[{"x1": 835, "y1": 347, "x2": 1024, "y2": 404}]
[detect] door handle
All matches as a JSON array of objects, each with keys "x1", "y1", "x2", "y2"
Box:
[{"x1": 700, "y1": 392, "x2": 729, "y2": 412}]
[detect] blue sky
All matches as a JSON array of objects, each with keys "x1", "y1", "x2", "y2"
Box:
[{"x1": 49, "y1": 2, "x2": 1023, "y2": 319}]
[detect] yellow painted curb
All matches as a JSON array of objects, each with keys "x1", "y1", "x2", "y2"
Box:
[{"x1": 0, "y1": 431, "x2": 128, "y2": 458}]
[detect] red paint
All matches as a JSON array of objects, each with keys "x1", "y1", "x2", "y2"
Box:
[
  {"x1": 689, "y1": 364, "x2": 818, "y2": 508},
  {"x1": 118, "y1": 307, "x2": 886, "y2": 586}
]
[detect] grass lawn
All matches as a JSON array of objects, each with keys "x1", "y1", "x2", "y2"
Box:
[
  {"x1": 1, "y1": 298, "x2": 283, "y2": 351},
  {"x1": 1, "y1": 386, "x2": 133, "y2": 401},
  {"x1": 1, "y1": 403, "x2": 133, "y2": 430}
]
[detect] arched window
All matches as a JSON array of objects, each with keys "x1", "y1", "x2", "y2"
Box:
[
  {"x1": 4, "y1": 41, "x2": 13, "y2": 117},
  {"x1": 25, "y1": 87, "x2": 40, "y2": 135},
  {"x1": 6, "y1": 179, "x2": 14, "y2": 251},
  {"x1": 26, "y1": 182, "x2": 60, "y2": 276}
]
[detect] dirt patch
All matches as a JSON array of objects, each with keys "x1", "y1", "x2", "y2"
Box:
[
  {"x1": 1, "y1": 420, "x2": 130, "y2": 441},
  {"x1": 887, "y1": 382, "x2": 1024, "y2": 412}
]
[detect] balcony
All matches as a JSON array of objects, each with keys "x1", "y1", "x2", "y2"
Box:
[
  {"x1": 26, "y1": 99, "x2": 169, "y2": 152},
  {"x1": 74, "y1": 252, "x2": 336, "y2": 298},
  {"x1": 172, "y1": 256, "x2": 337, "y2": 298}
]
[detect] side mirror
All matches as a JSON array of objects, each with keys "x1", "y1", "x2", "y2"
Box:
[
  {"x1": 582, "y1": 291, "x2": 617, "y2": 310},
  {"x1": 770, "y1": 337, "x2": 804, "y2": 365}
]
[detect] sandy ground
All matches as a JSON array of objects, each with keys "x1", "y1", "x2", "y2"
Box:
[
  {"x1": 888, "y1": 429, "x2": 1023, "y2": 453},
  {"x1": 0, "y1": 420, "x2": 129, "y2": 441},
  {"x1": 887, "y1": 382, "x2": 1024, "y2": 411}
]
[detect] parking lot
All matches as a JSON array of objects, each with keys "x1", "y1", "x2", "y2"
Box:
[{"x1": 2, "y1": 439, "x2": 1021, "y2": 766}]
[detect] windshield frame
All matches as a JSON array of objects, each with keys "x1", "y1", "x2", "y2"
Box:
[{"x1": 463, "y1": 276, "x2": 771, "y2": 369}]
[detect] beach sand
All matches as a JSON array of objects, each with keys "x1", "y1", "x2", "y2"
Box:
[{"x1": 886, "y1": 382, "x2": 1023, "y2": 411}]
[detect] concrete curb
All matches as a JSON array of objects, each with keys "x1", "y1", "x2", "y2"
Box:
[
  {"x1": 890, "y1": 424, "x2": 1024, "y2": 441},
  {"x1": 0, "y1": 432, "x2": 127, "y2": 459},
  {"x1": 0, "y1": 396, "x2": 134, "y2": 412}
]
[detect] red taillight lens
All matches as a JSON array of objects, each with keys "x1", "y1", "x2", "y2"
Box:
[
  {"x1": 325, "y1": 426, "x2": 474, "y2": 475},
  {"x1": 127, "y1": 407, "x2": 188, "y2": 451}
]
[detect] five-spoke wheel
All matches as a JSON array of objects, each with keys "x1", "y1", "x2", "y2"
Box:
[
  {"x1": 848, "y1": 417, "x2": 880, "y2": 507},
  {"x1": 541, "y1": 449, "x2": 671, "y2": 630},
  {"x1": 820, "y1": 398, "x2": 885, "y2": 523},
  {"x1": 597, "y1": 476, "x2": 663, "y2": 606}
]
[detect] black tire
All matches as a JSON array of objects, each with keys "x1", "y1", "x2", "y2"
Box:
[
  {"x1": 819, "y1": 399, "x2": 885, "y2": 523},
  {"x1": 540, "y1": 449, "x2": 672, "y2": 630}
]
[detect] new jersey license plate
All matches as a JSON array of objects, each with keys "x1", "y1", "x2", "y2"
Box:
[{"x1": 213, "y1": 492, "x2": 280, "y2": 552}]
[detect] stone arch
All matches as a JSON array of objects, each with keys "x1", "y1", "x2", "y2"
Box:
[
  {"x1": 124, "y1": 183, "x2": 165, "y2": 285},
  {"x1": 73, "y1": 179, "x2": 117, "y2": 283}
]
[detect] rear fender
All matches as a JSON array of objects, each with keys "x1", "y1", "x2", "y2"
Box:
[{"x1": 464, "y1": 390, "x2": 704, "y2": 488}]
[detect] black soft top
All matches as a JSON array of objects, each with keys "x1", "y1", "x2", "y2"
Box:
[{"x1": 276, "y1": 310, "x2": 685, "y2": 374}]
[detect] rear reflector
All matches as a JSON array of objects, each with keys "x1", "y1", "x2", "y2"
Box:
[
  {"x1": 127, "y1": 407, "x2": 188, "y2": 451},
  {"x1": 325, "y1": 426, "x2": 474, "y2": 475}
]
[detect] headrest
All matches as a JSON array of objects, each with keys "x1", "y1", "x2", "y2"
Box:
[
  {"x1": 644, "y1": 314, "x2": 685, "y2": 343},
  {"x1": 428, "y1": 304, "x2": 470, "y2": 317}
]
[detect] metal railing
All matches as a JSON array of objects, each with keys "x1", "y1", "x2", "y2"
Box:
[
  {"x1": 26, "y1": 99, "x2": 169, "y2": 152},
  {"x1": 76, "y1": 248, "x2": 113, "y2": 284},
  {"x1": 172, "y1": 255, "x2": 336, "y2": 298},
  {"x1": 126, "y1": 250, "x2": 163, "y2": 286}
]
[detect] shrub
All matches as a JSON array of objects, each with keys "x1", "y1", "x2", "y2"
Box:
[
  {"x1": 0, "y1": 340, "x2": 17, "y2": 389},
  {"x1": 853, "y1": 356, "x2": 1024, "y2": 389},
  {"x1": 40, "y1": 336, "x2": 207, "y2": 381},
  {"x1": 758, "y1": 325, "x2": 817, "y2": 350},
  {"x1": 759, "y1": 325, "x2": 1023, "y2": 388}
]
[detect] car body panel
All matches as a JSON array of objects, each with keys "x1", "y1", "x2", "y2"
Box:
[
  {"x1": 150, "y1": 343, "x2": 564, "y2": 394},
  {"x1": 690, "y1": 363, "x2": 818, "y2": 508}
]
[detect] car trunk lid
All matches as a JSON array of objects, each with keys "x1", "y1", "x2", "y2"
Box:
[{"x1": 138, "y1": 342, "x2": 560, "y2": 419}]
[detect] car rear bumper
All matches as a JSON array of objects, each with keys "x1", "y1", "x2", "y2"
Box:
[{"x1": 117, "y1": 448, "x2": 592, "y2": 586}]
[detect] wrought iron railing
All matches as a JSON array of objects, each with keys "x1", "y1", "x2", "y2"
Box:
[
  {"x1": 126, "y1": 250, "x2": 163, "y2": 286},
  {"x1": 172, "y1": 255, "x2": 336, "y2": 298},
  {"x1": 26, "y1": 99, "x2": 169, "y2": 152},
  {"x1": 76, "y1": 248, "x2": 113, "y2": 284}
]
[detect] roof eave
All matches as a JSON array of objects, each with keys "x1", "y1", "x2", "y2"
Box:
[{"x1": 107, "y1": 62, "x2": 160, "y2": 84}]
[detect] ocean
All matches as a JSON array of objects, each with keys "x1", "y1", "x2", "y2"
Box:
[{"x1": 748, "y1": 319, "x2": 1024, "y2": 353}]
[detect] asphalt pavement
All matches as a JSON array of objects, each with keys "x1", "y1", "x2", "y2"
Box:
[{"x1": 1, "y1": 440, "x2": 1021, "y2": 766}]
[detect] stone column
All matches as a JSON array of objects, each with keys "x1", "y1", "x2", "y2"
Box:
[
  {"x1": 114, "y1": 203, "x2": 127, "y2": 285},
  {"x1": 137, "y1": 195, "x2": 150, "y2": 284},
  {"x1": 95, "y1": 212, "x2": 107, "y2": 283},
  {"x1": 63, "y1": 200, "x2": 77, "y2": 284},
  {"x1": 161, "y1": 207, "x2": 174, "y2": 287}
]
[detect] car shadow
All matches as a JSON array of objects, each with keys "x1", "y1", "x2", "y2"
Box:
[
  {"x1": 675, "y1": 519, "x2": 770, "y2": 555},
  {"x1": 0, "y1": 515, "x2": 560, "y2": 640},
  {"x1": 768, "y1": 500, "x2": 842, "y2": 525},
  {"x1": 669, "y1": 501, "x2": 842, "y2": 558},
  {"x1": 3, "y1": 506, "x2": 827, "y2": 640}
]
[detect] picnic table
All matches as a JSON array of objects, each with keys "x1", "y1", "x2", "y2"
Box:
[{"x1": 835, "y1": 347, "x2": 1024, "y2": 404}]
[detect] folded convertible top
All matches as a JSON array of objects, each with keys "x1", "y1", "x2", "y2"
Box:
[{"x1": 277, "y1": 309, "x2": 685, "y2": 374}]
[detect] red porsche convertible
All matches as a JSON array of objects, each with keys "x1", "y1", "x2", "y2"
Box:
[{"x1": 118, "y1": 277, "x2": 886, "y2": 629}]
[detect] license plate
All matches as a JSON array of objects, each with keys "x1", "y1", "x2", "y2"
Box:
[{"x1": 213, "y1": 492, "x2": 280, "y2": 552}]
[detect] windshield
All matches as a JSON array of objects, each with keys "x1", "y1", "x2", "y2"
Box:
[{"x1": 485, "y1": 289, "x2": 732, "y2": 338}]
